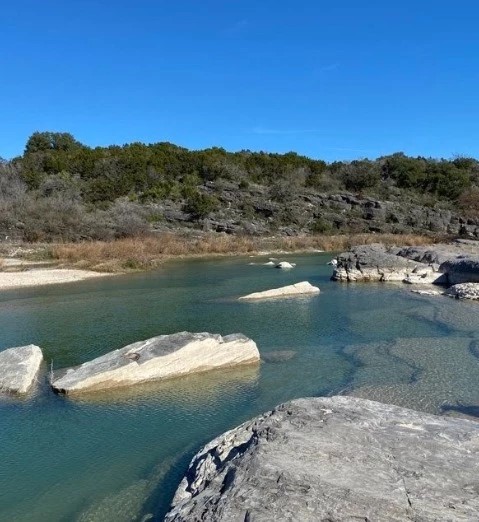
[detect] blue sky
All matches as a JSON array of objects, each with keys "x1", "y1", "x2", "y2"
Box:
[{"x1": 1, "y1": 1, "x2": 478, "y2": 161}]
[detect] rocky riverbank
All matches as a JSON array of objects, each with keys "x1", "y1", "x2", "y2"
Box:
[
  {"x1": 165, "y1": 396, "x2": 479, "y2": 521},
  {"x1": 332, "y1": 239, "x2": 479, "y2": 297}
]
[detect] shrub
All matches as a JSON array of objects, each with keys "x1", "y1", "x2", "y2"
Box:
[{"x1": 184, "y1": 191, "x2": 219, "y2": 219}]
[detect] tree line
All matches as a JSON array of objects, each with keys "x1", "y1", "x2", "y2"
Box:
[{"x1": 1, "y1": 131, "x2": 478, "y2": 241}]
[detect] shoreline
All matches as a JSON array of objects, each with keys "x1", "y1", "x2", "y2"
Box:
[
  {"x1": 0, "y1": 267, "x2": 114, "y2": 291},
  {"x1": 0, "y1": 248, "x2": 320, "y2": 291},
  {"x1": 0, "y1": 232, "x2": 436, "y2": 291}
]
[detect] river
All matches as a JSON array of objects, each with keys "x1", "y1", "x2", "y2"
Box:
[{"x1": 1, "y1": 253, "x2": 479, "y2": 520}]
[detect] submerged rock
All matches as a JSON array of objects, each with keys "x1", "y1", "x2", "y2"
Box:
[
  {"x1": 0, "y1": 344, "x2": 43, "y2": 394},
  {"x1": 410, "y1": 289, "x2": 443, "y2": 296},
  {"x1": 50, "y1": 332, "x2": 259, "y2": 394},
  {"x1": 444, "y1": 282, "x2": 479, "y2": 300},
  {"x1": 261, "y1": 350, "x2": 296, "y2": 362},
  {"x1": 165, "y1": 396, "x2": 479, "y2": 521},
  {"x1": 239, "y1": 281, "x2": 320, "y2": 300}
]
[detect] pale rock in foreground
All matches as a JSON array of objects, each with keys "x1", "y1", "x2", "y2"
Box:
[
  {"x1": 166, "y1": 396, "x2": 479, "y2": 521},
  {"x1": 0, "y1": 344, "x2": 43, "y2": 394},
  {"x1": 51, "y1": 332, "x2": 259, "y2": 394},
  {"x1": 444, "y1": 282, "x2": 479, "y2": 300},
  {"x1": 239, "y1": 281, "x2": 319, "y2": 300}
]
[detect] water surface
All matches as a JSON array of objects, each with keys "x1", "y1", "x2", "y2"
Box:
[{"x1": 1, "y1": 253, "x2": 479, "y2": 520}]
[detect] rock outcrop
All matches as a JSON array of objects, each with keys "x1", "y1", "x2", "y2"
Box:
[
  {"x1": 333, "y1": 240, "x2": 479, "y2": 285},
  {"x1": 444, "y1": 282, "x2": 479, "y2": 300},
  {"x1": 239, "y1": 281, "x2": 319, "y2": 300},
  {"x1": 50, "y1": 332, "x2": 259, "y2": 394},
  {"x1": 332, "y1": 244, "x2": 416, "y2": 282},
  {"x1": 165, "y1": 396, "x2": 479, "y2": 521},
  {"x1": 440, "y1": 257, "x2": 479, "y2": 284},
  {"x1": 0, "y1": 344, "x2": 43, "y2": 394}
]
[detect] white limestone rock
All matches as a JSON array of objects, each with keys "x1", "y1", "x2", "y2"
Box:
[
  {"x1": 50, "y1": 332, "x2": 259, "y2": 394},
  {"x1": 0, "y1": 344, "x2": 43, "y2": 394},
  {"x1": 239, "y1": 281, "x2": 320, "y2": 300},
  {"x1": 275, "y1": 261, "x2": 295, "y2": 269}
]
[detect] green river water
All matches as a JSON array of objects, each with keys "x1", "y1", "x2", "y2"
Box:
[{"x1": 1, "y1": 253, "x2": 479, "y2": 521}]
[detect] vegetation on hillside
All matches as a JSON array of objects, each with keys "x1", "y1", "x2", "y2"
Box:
[{"x1": 1, "y1": 131, "x2": 478, "y2": 242}]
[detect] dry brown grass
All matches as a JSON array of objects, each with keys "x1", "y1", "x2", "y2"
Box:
[
  {"x1": 48, "y1": 232, "x2": 437, "y2": 272},
  {"x1": 0, "y1": 258, "x2": 4, "y2": 271}
]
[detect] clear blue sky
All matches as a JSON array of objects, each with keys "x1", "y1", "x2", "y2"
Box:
[{"x1": 1, "y1": 1, "x2": 478, "y2": 161}]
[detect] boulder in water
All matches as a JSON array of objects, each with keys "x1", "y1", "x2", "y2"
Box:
[
  {"x1": 0, "y1": 344, "x2": 43, "y2": 394},
  {"x1": 50, "y1": 332, "x2": 259, "y2": 394},
  {"x1": 239, "y1": 281, "x2": 319, "y2": 300},
  {"x1": 275, "y1": 261, "x2": 295, "y2": 269}
]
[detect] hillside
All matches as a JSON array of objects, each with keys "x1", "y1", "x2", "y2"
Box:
[{"x1": 1, "y1": 131, "x2": 479, "y2": 242}]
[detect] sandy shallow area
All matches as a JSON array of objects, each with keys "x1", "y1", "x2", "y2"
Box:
[{"x1": 0, "y1": 266, "x2": 110, "y2": 290}]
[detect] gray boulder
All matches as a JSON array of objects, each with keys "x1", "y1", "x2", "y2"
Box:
[
  {"x1": 333, "y1": 241, "x2": 479, "y2": 286},
  {"x1": 440, "y1": 257, "x2": 479, "y2": 284},
  {"x1": 0, "y1": 344, "x2": 43, "y2": 394},
  {"x1": 51, "y1": 332, "x2": 259, "y2": 394},
  {"x1": 166, "y1": 396, "x2": 479, "y2": 521},
  {"x1": 332, "y1": 244, "x2": 414, "y2": 282}
]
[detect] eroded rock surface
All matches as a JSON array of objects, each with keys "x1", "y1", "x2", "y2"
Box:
[
  {"x1": 444, "y1": 282, "x2": 479, "y2": 300},
  {"x1": 239, "y1": 281, "x2": 319, "y2": 300},
  {"x1": 166, "y1": 396, "x2": 479, "y2": 522},
  {"x1": 50, "y1": 332, "x2": 259, "y2": 394},
  {"x1": 0, "y1": 344, "x2": 43, "y2": 394}
]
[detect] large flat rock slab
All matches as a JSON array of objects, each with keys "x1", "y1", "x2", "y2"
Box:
[
  {"x1": 0, "y1": 344, "x2": 43, "y2": 394},
  {"x1": 166, "y1": 396, "x2": 479, "y2": 521},
  {"x1": 50, "y1": 332, "x2": 259, "y2": 394}
]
